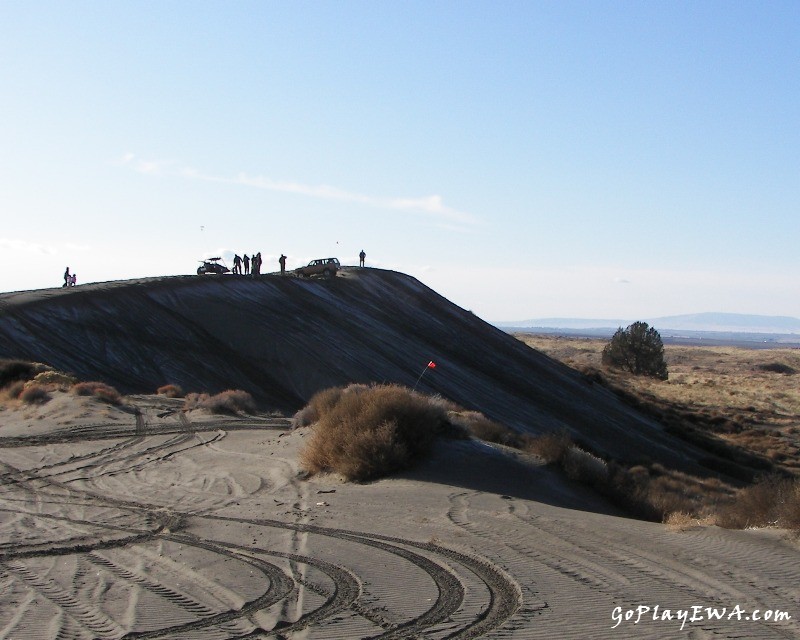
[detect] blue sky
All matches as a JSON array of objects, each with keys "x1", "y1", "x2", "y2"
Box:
[{"x1": 1, "y1": 1, "x2": 798, "y2": 321}]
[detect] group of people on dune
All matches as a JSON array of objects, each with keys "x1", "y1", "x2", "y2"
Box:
[
  {"x1": 61, "y1": 248, "x2": 367, "y2": 287},
  {"x1": 232, "y1": 252, "x2": 263, "y2": 275}
]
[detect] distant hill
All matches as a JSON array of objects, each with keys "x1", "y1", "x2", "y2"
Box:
[
  {"x1": 498, "y1": 312, "x2": 800, "y2": 335},
  {"x1": 649, "y1": 312, "x2": 800, "y2": 334},
  {"x1": 0, "y1": 268, "x2": 717, "y2": 472},
  {"x1": 496, "y1": 318, "x2": 627, "y2": 331}
]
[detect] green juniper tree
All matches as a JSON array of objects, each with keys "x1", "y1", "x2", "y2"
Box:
[{"x1": 602, "y1": 321, "x2": 668, "y2": 380}]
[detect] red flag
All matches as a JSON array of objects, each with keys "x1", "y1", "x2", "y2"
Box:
[{"x1": 427, "y1": 361, "x2": 436, "y2": 369}]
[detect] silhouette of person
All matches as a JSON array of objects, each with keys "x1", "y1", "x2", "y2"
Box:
[
  {"x1": 279, "y1": 254, "x2": 286, "y2": 275},
  {"x1": 70, "y1": 273, "x2": 77, "y2": 287},
  {"x1": 243, "y1": 254, "x2": 250, "y2": 275},
  {"x1": 359, "y1": 249, "x2": 366, "y2": 267},
  {"x1": 233, "y1": 254, "x2": 242, "y2": 275},
  {"x1": 253, "y1": 252, "x2": 261, "y2": 275},
  {"x1": 63, "y1": 267, "x2": 70, "y2": 287}
]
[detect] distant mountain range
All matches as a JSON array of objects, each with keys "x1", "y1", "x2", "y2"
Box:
[{"x1": 497, "y1": 313, "x2": 800, "y2": 335}]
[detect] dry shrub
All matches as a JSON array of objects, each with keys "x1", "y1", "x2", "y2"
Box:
[
  {"x1": 642, "y1": 475, "x2": 699, "y2": 519},
  {"x1": 293, "y1": 387, "x2": 345, "y2": 427},
  {"x1": 184, "y1": 390, "x2": 255, "y2": 414},
  {"x1": 717, "y1": 475, "x2": 800, "y2": 530},
  {"x1": 780, "y1": 482, "x2": 800, "y2": 530},
  {"x1": 3, "y1": 380, "x2": 26, "y2": 400},
  {"x1": 526, "y1": 431, "x2": 573, "y2": 465},
  {"x1": 183, "y1": 392, "x2": 209, "y2": 410},
  {"x1": 524, "y1": 430, "x2": 727, "y2": 522},
  {"x1": 71, "y1": 381, "x2": 122, "y2": 405},
  {"x1": 664, "y1": 511, "x2": 695, "y2": 531},
  {"x1": 19, "y1": 383, "x2": 51, "y2": 405},
  {"x1": 157, "y1": 384, "x2": 184, "y2": 398},
  {"x1": 33, "y1": 370, "x2": 78, "y2": 389},
  {"x1": 563, "y1": 446, "x2": 608, "y2": 485},
  {"x1": 293, "y1": 384, "x2": 369, "y2": 427},
  {"x1": 299, "y1": 384, "x2": 450, "y2": 481},
  {"x1": 605, "y1": 463, "x2": 733, "y2": 522},
  {"x1": 204, "y1": 390, "x2": 255, "y2": 414}
]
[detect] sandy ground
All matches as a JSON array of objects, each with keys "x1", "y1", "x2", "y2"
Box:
[{"x1": 1, "y1": 393, "x2": 799, "y2": 639}]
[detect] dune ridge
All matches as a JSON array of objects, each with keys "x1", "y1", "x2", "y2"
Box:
[{"x1": 1, "y1": 268, "x2": 706, "y2": 470}]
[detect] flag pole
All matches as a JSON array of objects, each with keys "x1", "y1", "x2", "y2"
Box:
[{"x1": 412, "y1": 360, "x2": 436, "y2": 391}]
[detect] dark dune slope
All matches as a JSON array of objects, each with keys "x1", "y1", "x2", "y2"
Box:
[{"x1": 0, "y1": 268, "x2": 701, "y2": 469}]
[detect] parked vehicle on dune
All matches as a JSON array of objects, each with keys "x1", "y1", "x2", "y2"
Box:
[
  {"x1": 295, "y1": 257, "x2": 340, "y2": 278},
  {"x1": 197, "y1": 257, "x2": 230, "y2": 275}
]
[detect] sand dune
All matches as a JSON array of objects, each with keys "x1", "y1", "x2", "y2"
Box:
[
  {"x1": 1, "y1": 393, "x2": 798, "y2": 638},
  {"x1": 1, "y1": 272, "x2": 799, "y2": 637},
  {"x1": 0, "y1": 269, "x2": 714, "y2": 472}
]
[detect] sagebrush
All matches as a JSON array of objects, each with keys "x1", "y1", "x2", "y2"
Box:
[
  {"x1": 184, "y1": 389, "x2": 256, "y2": 414},
  {"x1": 717, "y1": 475, "x2": 800, "y2": 530},
  {"x1": 298, "y1": 384, "x2": 452, "y2": 481},
  {"x1": 71, "y1": 381, "x2": 122, "y2": 405},
  {"x1": 157, "y1": 384, "x2": 184, "y2": 398},
  {"x1": 19, "y1": 383, "x2": 51, "y2": 405}
]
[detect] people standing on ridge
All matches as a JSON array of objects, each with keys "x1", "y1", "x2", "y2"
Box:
[
  {"x1": 63, "y1": 267, "x2": 70, "y2": 287},
  {"x1": 252, "y1": 252, "x2": 262, "y2": 275},
  {"x1": 279, "y1": 254, "x2": 286, "y2": 275},
  {"x1": 359, "y1": 249, "x2": 366, "y2": 267},
  {"x1": 70, "y1": 273, "x2": 77, "y2": 287},
  {"x1": 233, "y1": 254, "x2": 242, "y2": 275},
  {"x1": 243, "y1": 254, "x2": 250, "y2": 275}
]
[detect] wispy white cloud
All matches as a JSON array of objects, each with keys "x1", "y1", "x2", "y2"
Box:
[
  {"x1": 230, "y1": 173, "x2": 478, "y2": 225},
  {"x1": 119, "y1": 153, "x2": 478, "y2": 227}
]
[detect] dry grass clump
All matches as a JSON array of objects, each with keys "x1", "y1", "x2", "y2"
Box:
[
  {"x1": 19, "y1": 383, "x2": 51, "y2": 405},
  {"x1": 616, "y1": 464, "x2": 728, "y2": 521},
  {"x1": 1, "y1": 365, "x2": 77, "y2": 404},
  {"x1": 717, "y1": 475, "x2": 800, "y2": 530},
  {"x1": 298, "y1": 384, "x2": 452, "y2": 481},
  {"x1": 526, "y1": 431, "x2": 573, "y2": 464},
  {"x1": 563, "y1": 447, "x2": 609, "y2": 484},
  {"x1": 184, "y1": 390, "x2": 256, "y2": 414},
  {"x1": 156, "y1": 384, "x2": 184, "y2": 398},
  {"x1": 525, "y1": 430, "x2": 733, "y2": 522},
  {"x1": 71, "y1": 381, "x2": 123, "y2": 405},
  {"x1": 664, "y1": 511, "x2": 718, "y2": 532}
]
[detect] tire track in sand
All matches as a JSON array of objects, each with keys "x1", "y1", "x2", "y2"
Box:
[{"x1": 0, "y1": 419, "x2": 521, "y2": 639}]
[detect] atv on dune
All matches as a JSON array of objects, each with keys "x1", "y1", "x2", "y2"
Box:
[{"x1": 197, "y1": 257, "x2": 230, "y2": 275}]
